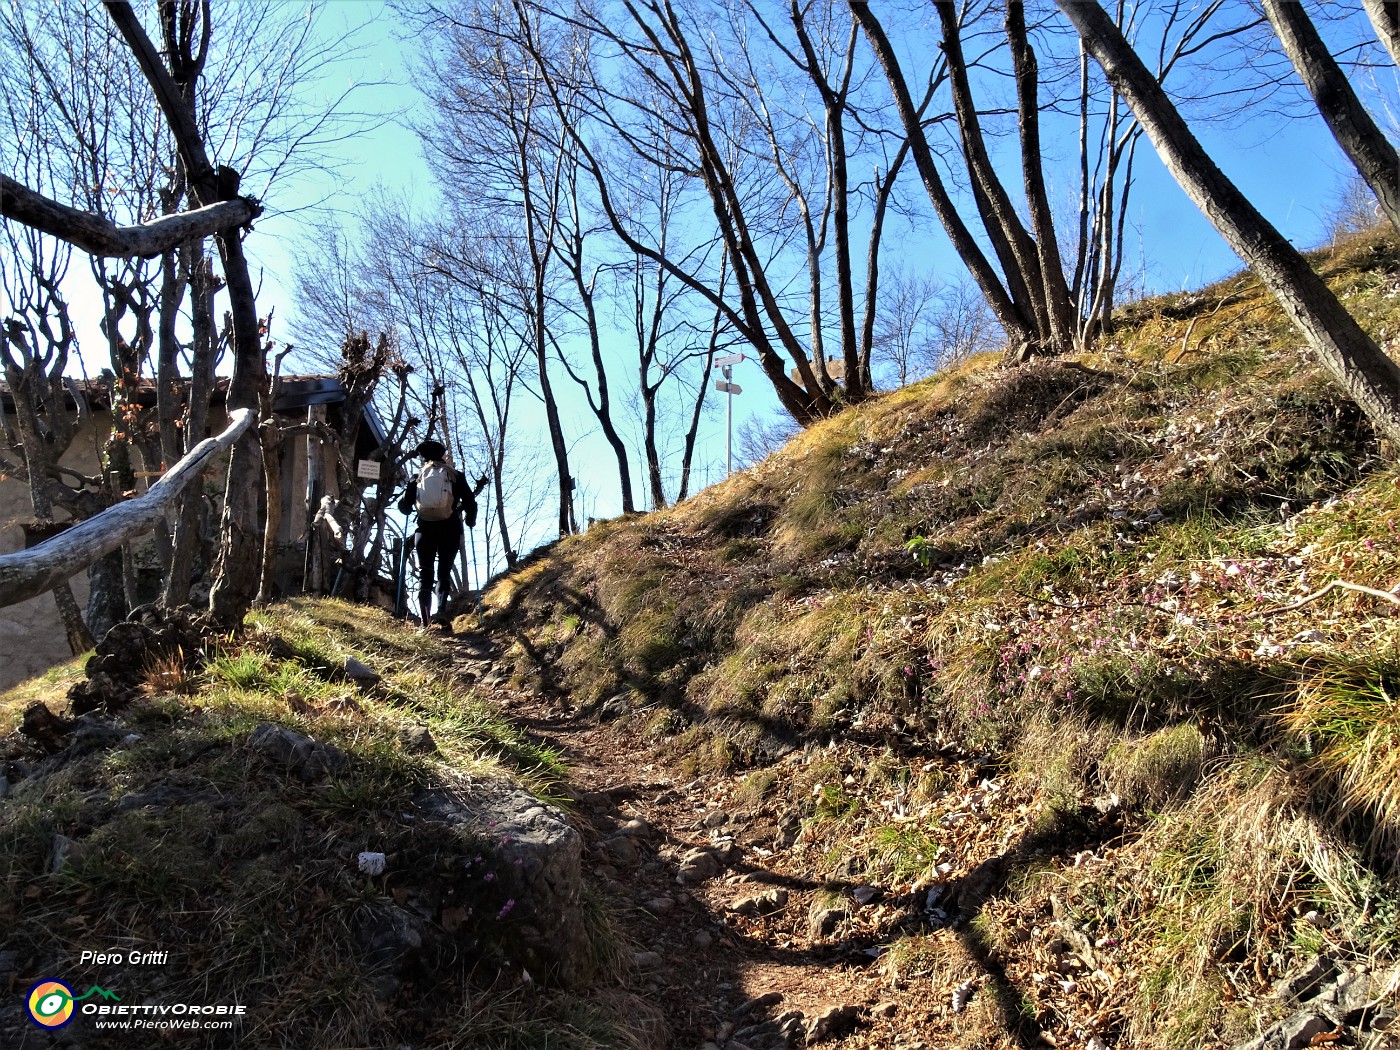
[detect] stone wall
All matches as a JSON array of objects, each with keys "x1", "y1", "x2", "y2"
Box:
[{"x1": 0, "y1": 415, "x2": 106, "y2": 692}]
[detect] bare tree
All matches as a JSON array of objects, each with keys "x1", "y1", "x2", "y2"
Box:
[
  {"x1": 510, "y1": 0, "x2": 913, "y2": 424},
  {"x1": 872, "y1": 268, "x2": 1000, "y2": 388},
  {"x1": 1057, "y1": 0, "x2": 1400, "y2": 446},
  {"x1": 1363, "y1": 0, "x2": 1400, "y2": 69},
  {"x1": 417, "y1": 0, "x2": 581, "y2": 535},
  {"x1": 1260, "y1": 0, "x2": 1400, "y2": 234},
  {"x1": 0, "y1": 235, "x2": 96, "y2": 651},
  {"x1": 0, "y1": 408, "x2": 253, "y2": 608},
  {"x1": 550, "y1": 125, "x2": 638, "y2": 514}
]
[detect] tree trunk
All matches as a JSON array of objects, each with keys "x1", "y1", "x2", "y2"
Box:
[
  {"x1": 784, "y1": 11, "x2": 861, "y2": 399},
  {"x1": 54, "y1": 581, "x2": 94, "y2": 654},
  {"x1": 860, "y1": 143, "x2": 911, "y2": 387},
  {"x1": 255, "y1": 409, "x2": 283, "y2": 606},
  {"x1": 163, "y1": 249, "x2": 218, "y2": 607},
  {"x1": 849, "y1": 1, "x2": 1039, "y2": 355},
  {"x1": 204, "y1": 234, "x2": 266, "y2": 623},
  {"x1": 678, "y1": 305, "x2": 722, "y2": 503},
  {"x1": 1262, "y1": 0, "x2": 1400, "y2": 234},
  {"x1": 1058, "y1": 0, "x2": 1400, "y2": 446},
  {"x1": 564, "y1": 226, "x2": 635, "y2": 514},
  {"x1": 639, "y1": 0, "x2": 832, "y2": 420},
  {"x1": 87, "y1": 552, "x2": 126, "y2": 641},
  {"x1": 935, "y1": 1, "x2": 1049, "y2": 346},
  {"x1": 105, "y1": 1, "x2": 267, "y2": 626},
  {"x1": 642, "y1": 379, "x2": 666, "y2": 511},
  {"x1": 1362, "y1": 0, "x2": 1400, "y2": 68},
  {"x1": 1007, "y1": 1, "x2": 1077, "y2": 355},
  {"x1": 304, "y1": 405, "x2": 326, "y2": 593},
  {"x1": 0, "y1": 172, "x2": 260, "y2": 258},
  {"x1": 2, "y1": 360, "x2": 95, "y2": 650}
]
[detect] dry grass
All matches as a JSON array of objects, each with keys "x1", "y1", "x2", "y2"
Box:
[
  {"x1": 1280, "y1": 649, "x2": 1400, "y2": 849},
  {"x1": 0, "y1": 598, "x2": 642, "y2": 1050},
  {"x1": 472, "y1": 227, "x2": 1400, "y2": 1047}
]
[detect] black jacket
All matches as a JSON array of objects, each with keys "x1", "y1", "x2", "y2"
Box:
[{"x1": 398, "y1": 466, "x2": 484, "y2": 530}]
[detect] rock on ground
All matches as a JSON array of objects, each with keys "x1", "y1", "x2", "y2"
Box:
[{"x1": 414, "y1": 785, "x2": 588, "y2": 985}]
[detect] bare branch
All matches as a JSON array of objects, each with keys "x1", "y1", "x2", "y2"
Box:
[
  {"x1": 0, "y1": 407, "x2": 254, "y2": 608},
  {"x1": 0, "y1": 172, "x2": 259, "y2": 258}
]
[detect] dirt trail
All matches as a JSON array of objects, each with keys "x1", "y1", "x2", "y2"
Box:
[{"x1": 446, "y1": 630, "x2": 939, "y2": 1050}]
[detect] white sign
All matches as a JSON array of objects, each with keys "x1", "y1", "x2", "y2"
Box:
[
  {"x1": 715, "y1": 380, "x2": 742, "y2": 395},
  {"x1": 789, "y1": 358, "x2": 847, "y2": 384},
  {"x1": 713, "y1": 353, "x2": 746, "y2": 367},
  {"x1": 356, "y1": 459, "x2": 384, "y2": 481}
]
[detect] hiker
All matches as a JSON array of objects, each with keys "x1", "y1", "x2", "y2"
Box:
[{"x1": 397, "y1": 439, "x2": 488, "y2": 630}]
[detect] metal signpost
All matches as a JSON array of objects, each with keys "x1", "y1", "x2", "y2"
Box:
[{"x1": 713, "y1": 353, "x2": 745, "y2": 476}]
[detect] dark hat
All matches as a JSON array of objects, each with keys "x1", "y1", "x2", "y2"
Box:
[{"x1": 417, "y1": 439, "x2": 447, "y2": 461}]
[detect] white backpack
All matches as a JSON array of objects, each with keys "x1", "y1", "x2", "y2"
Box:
[{"x1": 415, "y1": 462, "x2": 455, "y2": 522}]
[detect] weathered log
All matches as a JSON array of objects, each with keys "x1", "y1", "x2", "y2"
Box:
[
  {"x1": 0, "y1": 173, "x2": 261, "y2": 259},
  {"x1": 0, "y1": 173, "x2": 260, "y2": 260},
  {"x1": 0, "y1": 409, "x2": 254, "y2": 608}
]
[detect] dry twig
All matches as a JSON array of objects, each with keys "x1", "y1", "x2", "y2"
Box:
[{"x1": 1258, "y1": 580, "x2": 1400, "y2": 617}]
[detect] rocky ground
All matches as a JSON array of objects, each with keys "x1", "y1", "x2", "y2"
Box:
[
  {"x1": 448, "y1": 629, "x2": 910, "y2": 1050},
  {"x1": 446, "y1": 629, "x2": 1400, "y2": 1050}
]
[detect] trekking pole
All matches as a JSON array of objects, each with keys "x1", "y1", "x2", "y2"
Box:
[
  {"x1": 469, "y1": 530, "x2": 483, "y2": 618},
  {"x1": 405, "y1": 534, "x2": 421, "y2": 625}
]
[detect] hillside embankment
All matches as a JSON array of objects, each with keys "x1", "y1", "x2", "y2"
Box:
[
  {"x1": 3, "y1": 230, "x2": 1400, "y2": 1049},
  {"x1": 477, "y1": 229, "x2": 1400, "y2": 1049}
]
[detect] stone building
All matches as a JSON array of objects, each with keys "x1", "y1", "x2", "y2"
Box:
[{"x1": 0, "y1": 376, "x2": 392, "y2": 692}]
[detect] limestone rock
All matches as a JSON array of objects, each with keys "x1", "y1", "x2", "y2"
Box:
[
  {"x1": 602, "y1": 834, "x2": 643, "y2": 866},
  {"x1": 1274, "y1": 955, "x2": 1335, "y2": 1002},
  {"x1": 678, "y1": 844, "x2": 733, "y2": 883},
  {"x1": 247, "y1": 723, "x2": 347, "y2": 782},
  {"x1": 729, "y1": 888, "x2": 788, "y2": 917},
  {"x1": 415, "y1": 786, "x2": 587, "y2": 986},
  {"x1": 1234, "y1": 1013, "x2": 1333, "y2": 1050},
  {"x1": 343, "y1": 656, "x2": 381, "y2": 685},
  {"x1": 49, "y1": 834, "x2": 84, "y2": 874},
  {"x1": 808, "y1": 899, "x2": 850, "y2": 939},
  {"x1": 66, "y1": 716, "x2": 128, "y2": 757},
  {"x1": 400, "y1": 725, "x2": 437, "y2": 755},
  {"x1": 806, "y1": 1004, "x2": 862, "y2": 1043},
  {"x1": 352, "y1": 902, "x2": 436, "y2": 1000},
  {"x1": 773, "y1": 811, "x2": 802, "y2": 849},
  {"x1": 598, "y1": 693, "x2": 630, "y2": 720},
  {"x1": 618, "y1": 817, "x2": 652, "y2": 838}
]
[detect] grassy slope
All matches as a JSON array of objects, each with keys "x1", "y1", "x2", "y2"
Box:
[
  {"x1": 484, "y1": 228, "x2": 1400, "y2": 1048},
  {"x1": 0, "y1": 600, "x2": 649, "y2": 1050}
]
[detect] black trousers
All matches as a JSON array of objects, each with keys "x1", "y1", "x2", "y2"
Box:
[{"x1": 415, "y1": 521, "x2": 461, "y2": 621}]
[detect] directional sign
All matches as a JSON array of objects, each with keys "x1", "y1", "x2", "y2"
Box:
[
  {"x1": 715, "y1": 380, "x2": 742, "y2": 395},
  {"x1": 713, "y1": 353, "x2": 746, "y2": 367},
  {"x1": 790, "y1": 357, "x2": 847, "y2": 384}
]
